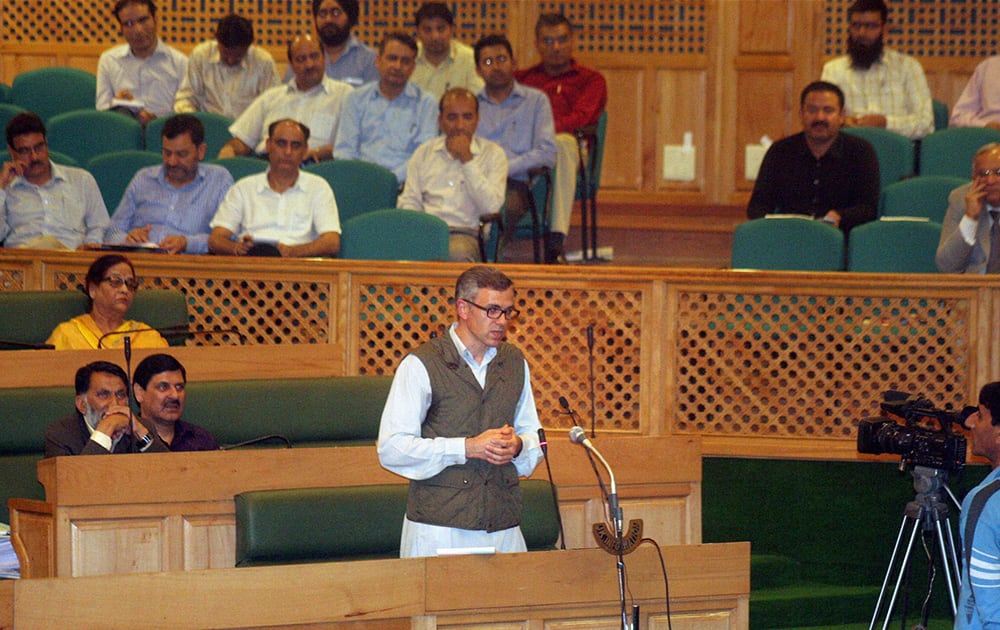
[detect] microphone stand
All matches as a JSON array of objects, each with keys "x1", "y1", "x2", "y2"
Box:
[
  {"x1": 587, "y1": 324, "x2": 596, "y2": 438},
  {"x1": 123, "y1": 337, "x2": 138, "y2": 454},
  {"x1": 97, "y1": 324, "x2": 248, "y2": 348}
]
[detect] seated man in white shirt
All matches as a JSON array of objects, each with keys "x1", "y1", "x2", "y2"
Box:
[
  {"x1": 173, "y1": 14, "x2": 280, "y2": 119},
  {"x1": 208, "y1": 119, "x2": 341, "y2": 258},
  {"x1": 218, "y1": 34, "x2": 353, "y2": 164},
  {"x1": 410, "y1": 2, "x2": 484, "y2": 99},
  {"x1": 398, "y1": 88, "x2": 506, "y2": 262},
  {"x1": 96, "y1": 0, "x2": 188, "y2": 128},
  {"x1": 0, "y1": 112, "x2": 109, "y2": 250}
]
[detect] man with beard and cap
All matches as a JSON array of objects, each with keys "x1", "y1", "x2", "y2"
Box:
[
  {"x1": 820, "y1": 0, "x2": 933, "y2": 140},
  {"x1": 398, "y1": 87, "x2": 507, "y2": 262},
  {"x1": 45, "y1": 361, "x2": 168, "y2": 457},
  {"x1": 746, "y1": 81, "x2": 880, "y2": 233},
  {"x1": 936, "y1": 144, "x2": 1000, "y2": 274},
  {"x1": 334, "y1": 32, "x2": 438, "y2": 185},
  {"x1": 219, "y1": 35, "x2": 353, "y2": 163},
  {"x1": 130, "y1": 353, "x2": 218, "y2": 451},
  {"x1": 105, "y1": 114, "x2": 234, "y2": 254},
  {"x1": 301, "y1": 0, "x2": 377, "y2": 88},
  {"x1": 0, "y1": 112, "x2": 110, "y2": 250},
  {"x1": 96, "y1": 0, "x2": 188, "y2": 128}
]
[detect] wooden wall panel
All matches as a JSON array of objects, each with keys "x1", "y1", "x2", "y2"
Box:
[
  {"x1": 734, "y1": 71, "x2": 796, "y2": 193},
  {"x1": 597, "y1": 65, "x2": 643, "y2": 191},
  {"x1": 739, "y1": 0, "x2": 792, "y2": 54},
  {"x1": 655, "y1": 69, "x2": 708, "y2": 195}
]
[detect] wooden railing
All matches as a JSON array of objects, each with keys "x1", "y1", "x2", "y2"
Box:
[{"x1": 1, "y1": 249, "x2": 992, "y2": 460}]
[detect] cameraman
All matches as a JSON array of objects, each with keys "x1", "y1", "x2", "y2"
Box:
[{"x1": 958, "y1": 382, "x2": 1000, "y2": 629}]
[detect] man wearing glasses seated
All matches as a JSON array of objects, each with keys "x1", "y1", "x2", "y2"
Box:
[
  {"x1": 937, "y1": 143, "x2": 1000, "y2": 273},
  {"x1": 0, "y1": 112, "x2": 110, "y2": 250},
  {"x1": 378, "y1": 265, "x2": 544, "y2": 558}
]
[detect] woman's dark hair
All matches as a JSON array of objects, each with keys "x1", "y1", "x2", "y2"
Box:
[{"x1": 83, "y1": 254, "x2": 135, "y2": 312}]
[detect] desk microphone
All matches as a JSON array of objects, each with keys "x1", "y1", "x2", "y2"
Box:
[
  {"x1": 537, "y1": 427, "x2": 566, "y2": 549},
  {"x1": 568, "y1": 425, "x2": 620, "y2": 533},
  {"x1": 123, "y1": 336, "x2": 138, "y2": 453}
]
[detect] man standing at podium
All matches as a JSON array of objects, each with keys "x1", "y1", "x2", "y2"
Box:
[{"x1": 377, "y1": 266, "x2": 543, "y2": 557}]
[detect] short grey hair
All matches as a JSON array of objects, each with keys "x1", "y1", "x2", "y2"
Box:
[{"x1": 455, "y1": 266, "x2": 513, "y2": 303}]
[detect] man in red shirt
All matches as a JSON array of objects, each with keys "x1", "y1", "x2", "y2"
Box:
[{"x1": 515, "y1": 13, "x2": 606, "y2": 264}]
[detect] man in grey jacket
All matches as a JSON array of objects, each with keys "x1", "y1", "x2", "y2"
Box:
[{"x1": 936, "y1": 143, "x2": 1000, "y2": 274}]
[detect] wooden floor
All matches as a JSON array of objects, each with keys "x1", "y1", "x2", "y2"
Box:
[{"x1": 508, "y1": 202, "x2": 746, "y2": 268}]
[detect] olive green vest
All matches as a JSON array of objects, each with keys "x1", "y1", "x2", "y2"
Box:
[{"x1": 406, "y1": 334, "x2": 526, "y2": 532}]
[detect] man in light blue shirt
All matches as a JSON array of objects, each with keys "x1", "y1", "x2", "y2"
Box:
[
  {"x1": 334, "y1": 32, "x2": 438, "y2": 184},
  {"x1": 473, "y1": 34, "x2": 557, "y2": 260},
  {"x1": 106, "y1": 115, "x2": 233, "y2": 254},
  {"x1": 0, "y1": 112, "x2": 109, "y2": 250},
  {"x1": 303, "y1": 0, "x2": 377, "y2": 87}
]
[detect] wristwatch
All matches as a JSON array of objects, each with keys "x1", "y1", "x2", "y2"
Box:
[{"x1": 136, "y1": 432, "x2": 153, "y2": 450}]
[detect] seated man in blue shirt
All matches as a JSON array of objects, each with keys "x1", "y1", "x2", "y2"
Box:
[
  {"x1": 105, "y1": 114, "x2": 234, "y2": 254},
  {"x1": 333, "y1": 32, "x2": 438, "y2": 185},
  {"x1": 472, "y1": 34, "x2": 557, "y2": 262},
  {"x1": 0, "y1": 112, "x2": 109, "y2": 250}
]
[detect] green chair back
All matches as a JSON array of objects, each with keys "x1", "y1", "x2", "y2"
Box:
[
  {"x1": 304, "y1": 159, "x2": 398, "y2": 224},
  {"x1": 145, "y1": 111, "x2": 234, "y2": 157},
  {"x1": 919, "y1": 127, "x2": 1000, "y2": 178},
  {"x1": 207, "y1": 156, "x2": 269, "y2": 182},
  {"x1": 340, "y1": 208, "x2": 449, "y2": 261},
  {"x1": 11, "y1": 67, "x2": 97, "y2": 122},
  {"x1": 932, "y1": 99, "x2": 949, "y2": 132},
  {"x1": 86, "y1": 150, "x2": 163, "y2": 214},
  {"x1": 879, "y1": 175, "x2": 966, "y2": 223},
  {"x1": 46, "y1": 110, "x2": 143, "y2": 165},
  {"x1": 731, "y1": 217, "x2": 845, "y2": 271},
  {"x1": 841, "y1": 126, "x2": 915, "y2": 190},
  {"x1": 0, "y1": 149, "x2": 79, "y2": 168},
  {"x1": 0, "y1": 102, "x2": 26, "y2": 132},
  {"x1": 0, "y1": 82, "x2": 12, "y2": 103},
  {"x1": 847, "y1": 219, "x2": 942, "y2": 273}
]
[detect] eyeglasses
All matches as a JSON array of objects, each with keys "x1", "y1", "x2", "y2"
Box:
[
  {"x1": 480, "y1": 54, "x2": 509, "y2": 67},
  {"x1": 11, "y1": 140, "x2": 47, "y2": 158},
  {"x1": 316, "y1": 7, "x2": 343, "y2": 19},
  {"x1": 101, "y1": 276, "x2": 140, "y2": 291},
  {"x1": 975, "y1": 168, "x2": 1000, "y2": 179},
  {"x1": 120, "y1": 14, "x2": 152, "y2": 29},
  {"x1": 463, "y1": 299, "x2": 519, "y2": 320},
  {"x1": 541, "y1": 35, "x2": 571, "y2": 47}
]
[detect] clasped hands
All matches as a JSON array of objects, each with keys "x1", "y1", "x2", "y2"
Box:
[{"x1": 466, "y1": 424, "x2": 522, "y2": 466}]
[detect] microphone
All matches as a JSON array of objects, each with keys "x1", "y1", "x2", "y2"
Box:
[
  {"x1": 569, "y1": 426, "x2": 621, "y2": 534},
  {"x1": 97, "y1": 324, "x2": 248, "y2": 348},
  {"x1": 586, "y1": 323, "x2": 595, "y2": 351},
  {"x1": 537, "y1": 427, "x2": 566, "y2": 549},
  {"x1": 220, "y1": 434, "x2": 292, "y2": 450},
  {"x1": 0, "y1": 338, "x2": 55, "y2": 350},
  {"x1": 123, "y1": 336, "x2": 138, "y2": 454},
  {"x1": 559, "y1": 395, "x2": 581, "y2": 423},
  {"x1": 124, "y1": 335, "x2": 131, "y2": 364}
]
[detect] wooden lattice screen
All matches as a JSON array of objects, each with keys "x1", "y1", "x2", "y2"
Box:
[
  {"x1": 673, "y1": 289, "x2": 970, "y2": 438},
  {"x1": 823, "y1": 0, "x2": 1000, "y2": 58}
]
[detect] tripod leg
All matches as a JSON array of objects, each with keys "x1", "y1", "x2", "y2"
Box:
[
  {"x1": 934, "y1": 518, "x2": 959, "y2": 615},
  {"x1": 872, "y1": 515, "x2": 923, "y2": 630}
]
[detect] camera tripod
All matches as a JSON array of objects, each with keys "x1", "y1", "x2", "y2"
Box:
[{"x1": 870, "y1": 465, "x2": 961, "y2": 630}]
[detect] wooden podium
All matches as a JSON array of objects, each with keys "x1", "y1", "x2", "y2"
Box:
[
  {"x1": 9, "y1": 436, "x2": 703, "y2": 578},
  {"x1": 2, "y1": 543, "x2": 749, "y2": 629}
]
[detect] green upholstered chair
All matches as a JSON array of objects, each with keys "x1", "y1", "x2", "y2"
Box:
[
  {"x1": 46, "y1": 110, "x2": 143, "y2": 166},
  {"x1": 0, "y1": 289, "x2": 189, "y2": 349},
  {"x1": 10, "y1": 67, "x2": 97, "y2": 122},
  {"x1": 846, "y1": 219, "x2": 942, "y2": 273},
  {"x1": 731, "y1": 217, "x2": 845, "y2": 271},
  {"x1": 841, "y1": 126, "x2": 915, "y2": 190},
  {"x1": 879, "y1": 175, "x2": 966, "y2": 223},
  {"x1": 207, "y1": 156, "x2": 268, "y2": 182},
  {"x1": 340, "y1": 208, "x2": 449, "y2": 261},
  {"x1": 919, "y1": 127, "x2": 1000, "y2": 178},
  {"x1": 86, "y1": 150, "x2": 162, "y2": 214},
  {"x1": 0, "y1": 102, "x2": 26, "y2": 133},
  {"x1": 0, "y1": 149, "x2": 79, "y2": 168},
  {"x1": 0, "y1": 82, "x2": 12, "y2": 103},
  {"x1": 234, "y1": 479, "x2": 560, "y2": 566},
  {"x1": 932, "y1": 99, "x2": 949, "y2": 132},
  {"x1": 304, "y1": 159, "x2": 399, "y2": 224},
  {"x1": 145, "y1": 111, "x2": 234, "y2": 157}
]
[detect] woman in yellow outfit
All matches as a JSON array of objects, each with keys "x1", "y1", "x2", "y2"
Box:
[{"x1": 46, "y1": 254, "x2": 169, "y2": 350}]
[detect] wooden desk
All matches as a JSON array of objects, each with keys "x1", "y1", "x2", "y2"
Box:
[
  {"x1": 9, "y1": 436, "x2": 701, "y2": 578},
  {"x1": 2, "y1": 543, "x2": 749, "y2": 629}
]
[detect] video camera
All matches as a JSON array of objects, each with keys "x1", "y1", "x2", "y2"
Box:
[{"x1": 856, "y1": 391, "x2": 972, "y2": 473}]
